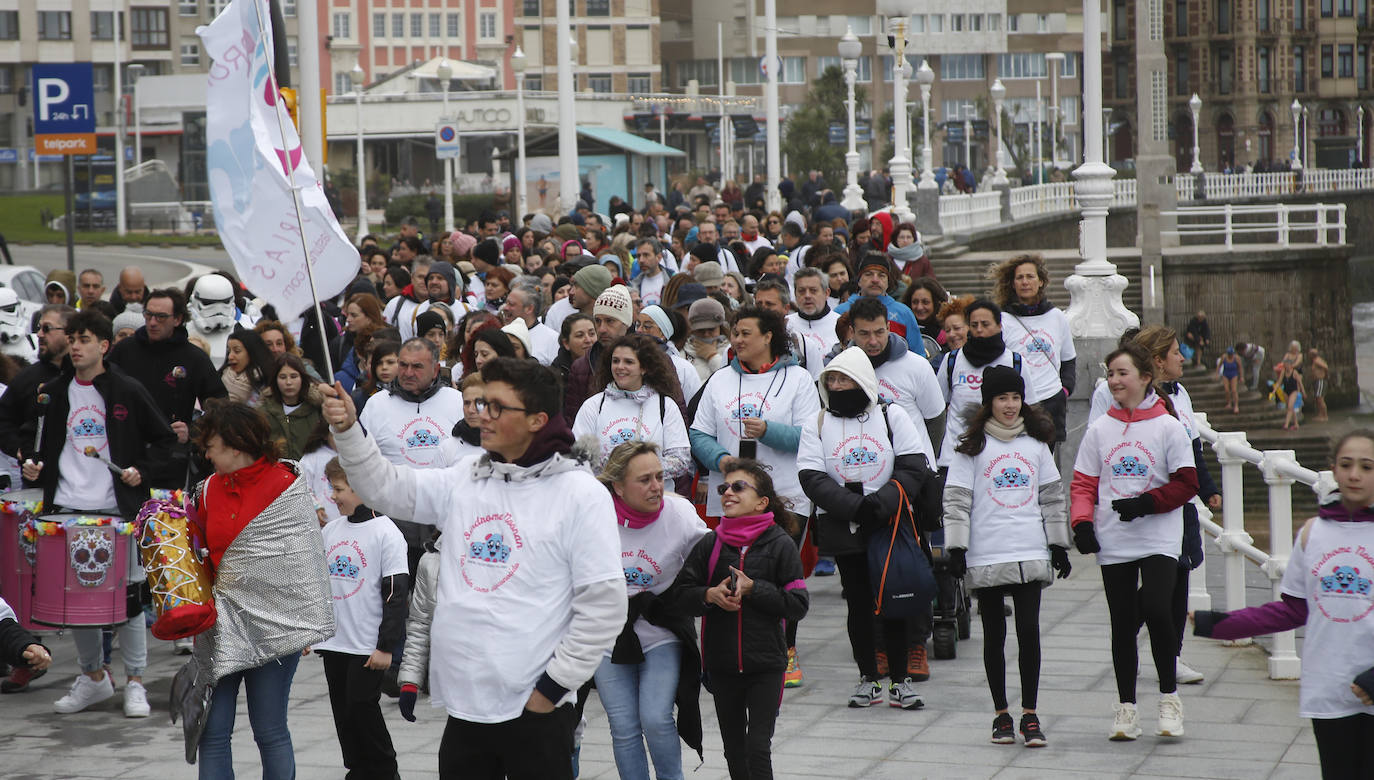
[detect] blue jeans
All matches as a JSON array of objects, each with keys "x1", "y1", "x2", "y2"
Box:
[
  {"x1": 593, "y1": 642, "x2": 683, "y2": 780},
  {"x1": 199, "y1": 652, "x2": 301, "y2": 780}
]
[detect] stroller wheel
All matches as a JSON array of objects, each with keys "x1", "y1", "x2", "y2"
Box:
[{"x1": 932, "y1": 624, "x2": 957, "y2": 660}]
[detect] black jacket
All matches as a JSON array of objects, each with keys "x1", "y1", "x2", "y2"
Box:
[
  {"x1": 107, "y1": 325, "x2": 227, "y2": 423},
  {"x1": 29, "y1": 360, "x2": 178, "y2": 518},
  {"x1": 0, "y1": 616, "x2": 46, "y2": 668},
  {"x1": 667, "y1": 523, "x2": 809, "y2": 675},
  {"x1": 801, "y1": 441, "x2": 934, "y2": 557},
  {"x1": 0, "y1": 358, "x2": 63, "y2": 463}
]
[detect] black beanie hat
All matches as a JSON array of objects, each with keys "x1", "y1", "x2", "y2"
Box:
[
  {"x1": 980, "y1": 365, "x2": 1025, "y2": 406},
  {"x1": 415, "y1": 310, "x2": 446, "y2": 337},
  {"x1": 473, "y1": 238, "x2": 502, "y2": 267}
]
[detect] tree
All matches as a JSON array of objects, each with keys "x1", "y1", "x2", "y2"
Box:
[{"x1": 782, "y1": 66, "x2": 867, "y2": 187}]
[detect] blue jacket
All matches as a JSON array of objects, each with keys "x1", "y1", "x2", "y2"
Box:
[{"x1": 833, "y1": 295, "x2": 926, "y2": 357}]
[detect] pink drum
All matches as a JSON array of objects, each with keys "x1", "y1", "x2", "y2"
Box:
[
  {"x1": 0, "y1": 489, "x2": 44, "y2": 632},
  {"x1": 29, "y1": 514, "x2": 134, "y2": 628}
]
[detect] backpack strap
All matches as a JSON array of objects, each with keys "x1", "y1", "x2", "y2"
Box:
[
  {"x1": 1013, "y1": 352, "x2": 1022, "y2": 374},
  {"x1": 879, "y1": 401, "x2": 895, "y2": 448},
  {"x1": 945, "y1": 350, "x2": 959, "y2": 395}
]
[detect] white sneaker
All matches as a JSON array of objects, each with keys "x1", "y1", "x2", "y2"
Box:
[
  {"x1": 1109, "y1": 701, "x2": 1142, "y2": 741},
  {"x1": 888, "y1": 678, "x2": 924, "y2": 710},
  {"x1": 1157, "y1": 692, "x2": 1185, "y2": 737},
  {"x1": 124, "y1": 680, "x2": 151, "y2": 718},
  {"x1": 54, "y1": 673, "x2": 115, "y2": 714},
  {"x1": 1176, "y1": 658, "x2": 1204, "y2": 685},
  {"x1": 173, "y1": 637, "x2": 194, "y2": 655},
  {"x1": 848, "y1": 677, "x2": 883, "y2": 708}
]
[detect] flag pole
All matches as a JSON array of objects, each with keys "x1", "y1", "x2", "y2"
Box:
[{"x1": 254, "y1": 0, "x2": 335, "y2": 380}]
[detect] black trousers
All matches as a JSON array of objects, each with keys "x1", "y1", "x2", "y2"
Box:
[
  {"x1": 710, "y1": 670, "x2": 784, "y2": 780},
  {"x1": 1101, "y1": 555, "x2": 1178, "y2": 702},
  {"x1": 1312, "y1": 713, "x2": 1374, "y2": 779},
  {"x1": 437, "y1": 705, "x2": 576, "y2": 780},
  {"x1": 975, "y1": 582, "x2": 1043, "y2": 711},
  {"x1": 836, "y1": 551, "x2": 910, "y2": 679},
  {"x1": 319, "y1": 651, "x2": 398, "y2": 780},
  {"x1": 1137, "y1": 564, "x2": 1191, "y2": 655}
]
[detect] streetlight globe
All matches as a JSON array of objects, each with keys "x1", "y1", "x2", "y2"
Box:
[
  {"x1": 837, "y1": 26, "x2": 861, "y2": 61},
  {"x1": 877, "y1": 0, "x2": 921, "y2": 16},
  {"x1": 436, "y1": 58, "x2": 453, "y2": 84},
  {"x1": 511, "y1": 46, "x2": 527, "y2": 73},
  {"x1": 569, "y1": 35, "x2": 579, "y2": 61},
  {"x1": 351, "y1": 63, "x2": 364, "y2": 80},
  {"x1": 916, "y1": 58, "x2": 934, "y2": 86},
  {"x1": 1188, "y1": 93, "x2": 1201, "y2": 113},
  {"x1": 1291, "y1": 99, "x2": 1302, "y2": 120},
  {"x1": 990, "y1": 78, "x2": 1005, "y2": 102}
]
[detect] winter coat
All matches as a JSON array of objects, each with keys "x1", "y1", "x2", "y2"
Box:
[
  {"x1": 0, "y1": 359, "x2": 62, "y2": 464},
  {"x1": 260, "y1": 382, "x2": 326, "y2": 461},
  {"x1": 398, "y1": 535, "x2": 441, "y2": 689},
  {"x1": 107, "y1": 325, "x2": 228, "y2": 425}
]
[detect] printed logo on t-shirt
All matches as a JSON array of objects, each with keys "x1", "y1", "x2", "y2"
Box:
[
  {"x1": 725, "y1": 392, "x2": 774, "y2": 438},
  {"x1": 877, "y1": 378, "x2": 903, "y2": 405},
  {"x1": 600, "y1": 416, "x2": 651, "y2": 452},
  {"x1": 1311, "y1": 546, "x2": 1374, "y2": 623},
  {"x1": 983, "y1": 453, "x2": 1036, "y2": 509},
  {"x1": 1104, "y1": 441, "x2": 1158, "y2": 497},
  {"x1": 460, "y1": 512, "x2": 524, "y2": 593},
  {"x1": 622, "y1": 548, "x2": 663, "y2": 591},
  {"x1": 1011, "y1": 328, "x2": 1056, "y2": 367},
  {"x1": 68, "y1": 404, "x2": 108, "y2": 455},
  {"x1": 954, "y1": 370, "x2": 983, "y2": 391},
  {"x1": 397, "y1": 416, "x2": 447, "y2": 467},
  {"x1": 829, "y1": 433, "x2": 891, "y2": 484},
  {"x1": 326, "y1": 539, "x2": 367, "y2": 599}
]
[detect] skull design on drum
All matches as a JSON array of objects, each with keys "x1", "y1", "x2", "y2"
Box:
[{"x1": 69, "y1": 528, "x2": 114, "y2": 587}]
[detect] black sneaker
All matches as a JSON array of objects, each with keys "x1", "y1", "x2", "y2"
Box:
[
  {"x1": 1020, "y1": 713, "x2": 1047, "y2": 747},
  {"x1": 991, "y1": 712, "x2": 1015, "y2": 744},
  {"x1": 1, "y1": 667, "x2": 46, "y2": 694}
]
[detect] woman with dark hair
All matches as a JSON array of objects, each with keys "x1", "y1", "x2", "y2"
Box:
[
  {"x1": 482, "y1": 267, "x2": 516, "y2": 311},
  {"x1": 553, "y1": 313, "x2": 596, "y2": 382},
  {"x1": 889, "y1": 222, "x2": 934, "y2": 281},
  {"x1": 573, "y1": 333, "x2": 690, "y2": 480},
  {"x1": 749, "y1": 247, "x2": 786, "y2": 280},
  {"x1": 381, "y1": 266, "x2": 411, "y2": 302},
  {"x1": 989, "y1": 254, "x2": 1077, "y2": 446},
  {"x1": 220, "y1": 328, "x2": 276, "y2": 405},
  {"x1": 260, "y1": 353, "x2": 325, "y2": 460},
  {"x1": 332, "y1": 292, "x2": 383, "y2": 392},
  {"x1": 903, "y1": 276, "x2": 949, "y2": 349},
  {"x1": 821, "y1": 256, "x2": 853, "y2": 307},
  {"x1": 460, "y1": 323, "x2": 516, "y2": 378},
  {"x1": 182, "y1": 400, "x2": 333, "y2": 777},
  {"x1": 944, "y1": 366, "x2": 1069, "y2": 746},
  {"x1": 848, "y1": 217, "x2": 878, "y2": 267},
  {"x1": 352, "y1": 340, "x2": 400, "y2": 413},
  {"x1": 667, "y1": 457, "x2": 809, "y2": 780}
]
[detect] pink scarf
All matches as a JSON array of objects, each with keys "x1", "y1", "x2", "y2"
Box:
[
  {"x1": 612, "y1": 494, "x2": 662, "y2": 530},
  {"x1": 708, "y1": 512, "x2": 776, "y2": 577}
]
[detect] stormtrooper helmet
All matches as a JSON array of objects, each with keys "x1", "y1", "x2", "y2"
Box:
[
  {"x1": 0, "y1": 288, "x2": 25, "y2": 346},
  {"x1": 189, "y1": 275, "x2": 237, "y2": 333}
]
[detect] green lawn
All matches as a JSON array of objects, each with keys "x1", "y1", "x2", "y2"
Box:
[{"x1": 0, "y1": 193, "x2": 225, "y2": 247}]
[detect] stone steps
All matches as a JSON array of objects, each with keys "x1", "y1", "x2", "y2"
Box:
[{"x1": 927, "y1": 253, "x2": 1144, "y2": 314}]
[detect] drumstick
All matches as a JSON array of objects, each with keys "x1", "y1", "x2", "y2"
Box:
[
  {"x1": 83, "y1": 446, "x2": 128, "y2": 477},
  {"x1": 26, "y1": 393, "x2": 50, "y2": 468}
]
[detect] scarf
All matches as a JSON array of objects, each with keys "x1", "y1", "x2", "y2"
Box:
[
  {"x1": 826, "y1": 388, "x2": 870, "y2": 418},
  {"x1": 604, "y1": 383, "x2": 655, "y2": 403},
  {"x1": 888, "y1": 241, "x2": 925, "y2": 268},
  {"x1": 716, "y1": 512, "x2": 776, "y2": 548},
  {"x1": 917, "y1": 315, "x2": 945, "y2": 342},
  {"x1": 452, "y1": 419, "x2": 481, "y2": 447},
  {"x1": 612, "y1": 493, "x2": 663, "y2": 529},
  {"x1": 1318, "y1": 499, "x2": 1374, "y2": 523},
  {"x1": 1007, "y1": 299, "x2": 1054, "y2": 316},
  {"x1": 962, "y1": 333, "x2": 1007, "y2": 367},
  {"x1": 984, "y1": 417, "x2": 1026, "y2": 443},
  {"x1": 222, "y1": 368, "x2": 255, "y2": 404},
  {"x1": 386, "y1": 373, "x2": 444, "y2": 404},
  {"x1": 797, "y1": 303, "x2": 831, "y2": 322}
]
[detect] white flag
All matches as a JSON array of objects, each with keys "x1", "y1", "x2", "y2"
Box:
[{"x1": 199, "y1": 0, "x2": 355, "y2": 322}]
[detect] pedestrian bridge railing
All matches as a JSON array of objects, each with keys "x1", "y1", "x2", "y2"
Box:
[
  {"x1": 937, "y1": 190, "x2": 1002, "y2": 233},
  {"x1": 1161, "y1": 202, "x2": 1346, "y2": 247},
  {"x1": 1190, "y1": 411, "x2": 1337, "y2": 680}
]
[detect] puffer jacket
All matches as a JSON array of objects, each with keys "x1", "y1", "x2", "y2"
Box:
[
  {"x1": 398, "y1": 534, "x2": 440, "y2": 689},
  {"x1": 667, "y1": 522, "x2": 809, "y2": 675},
  {"x1": 260, "y1": 382, "x2": 325, "y2": 461}
]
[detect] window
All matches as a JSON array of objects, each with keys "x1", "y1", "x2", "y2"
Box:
[
  {"x1": 781, "y1": 56, "x2": 806, "y2": 84},
  {"x1": 1294, "y1": 46, "x2": 1307, "y2": 90},
  {"x1": 943, "y1": 100, "x2": 980, "y2": 120},
  {"x1": 588, "y1": 74, "x2": 612, "y2": 93},
  {"x1": 425, "y1": 13, "x2": 437, "y2": 37},
  {"x1": 479, "y1": 12, "x2": 497, "y2": 40},
  {"x1": 951, "y1": 14, "x2": 965, "y2": 31},
  {"x1": 1340, "y1": 43, "x2": 1355, "y2": 76},
  {"x1": 988, "y1": 14, "x2": 999, "y2": 31},
  {"x1": 1321, "y1": 0, "x2": 1333, "y2": 16},
  {"x1": 1322, "y1": 44, "x2": 1334, "y2": 78},
  {"x1": 335, "y1": 72, "x2": 353, "y2": 95},
  {"x1": 910, "y1": 14, "x2": 925, "y2": 33},
  {"x1": 1062, "y1": 53, "x2": 1078, "y2": 77},
  {"x1": 1007, "y1": 13, "x2": 1019, "y2": 31},
  {"x1": 1038, "y1": 13, "x2": 1049, "y2": 31},
  {"x1": 181, "y1": 41, "x2": 201, "y2": 66},
  {"x1": 730, "y1": 57, "x2": 764, "y2": 85},
  {"x1": 1175, "y1": 48, "x2": 1189, "y2": 94},
  {"x1": 523, "y1": 0, "x2": 540, "y2": 15},
  {"x1": 283, "y1": 0, "x2": 296, "y2": 17},
  {"x1": 91, "y1": 11, "x2": 124, "y2": 41},
  {"x1": 131, "y1": 8, "x2": 169, "y2": 48},
  {"x1": 179, "y1": 0, "x2": 199, "y2": 17},
  {"x1": 1216, "y1": 0, "x2": 1230, "y2": 32},
  {"x1": 0, "y1": 11, "x2": 16, "y2": 40},
  {"x1": 1258, "y1": 46, "x2": 1271, "y2": 92},
  {"x1": 1174, "y1": 0, "x2": 1187, "y2": 34},
  {"x1": 1114, "y1": 57, "x2": 1129, "y2": 99},
  {"x1": 410, "y1": 13, "x2": 422, "y2": 37},
  {"x1": 856, "y1": 56, "x2": 872, "y2": 82},
  {"x1": 38, "y1": 11, "x2": 73, "y2": 40},
  {"x1": 1113, "y1": 0, "x2": 1129, "y2": 39},
  {"x1": 677, "y1": 60, "x2": 718, "y2": 87},
  {"x1": 929, "y1": 14, "x2": 943, "y2": 33},
  {"x1": 1295, "y1": 0, "x2": 1307, "y2": 29},
  {"x1": 288, "y1": 41, "x2": 297, "y2": 67},
  {"x1": 941, "y1": 54, "x2": 985, "y2": 80},
  {"x1": 524, "y1": 75, "x2": 543, "y2": 90},
  {"x1": 1218, "y1": 48, "x2": 1234, "y2": 93},
  {"x1": 1060, "y1": 96, "x2": 1079, "y2": 124},
  {"x1": 815, "y1": 56, "x2": 841, "y2": 77},
  {"x1": 447, "y1": 13, "x2": 459, "y2": 37},
  {"x1": 847, "y1": 15, "x2": 872, "y2": 35},
  {"x1": 880, "y1": 54, "x2": 921, "y2": 81},
  {"x1": 1363, "y1": 0, "x2": 1371, "y2": 25},
  {"x1": 373, "y1": 13, "x2": 384, "y2": 37},
  {"x1": 587, "y1": 0, "x2": 609, "y2": 14},
  {"x1": 207, "y1": 0, "x2": 230, "y2": 18},
  {"x1": 333, "y1": 12, "x2": 352, "y2": 39},
  {"x1": 1257, "y1": 0, "x2": 1270, "y2": 30},
  {"x1": 998, "y1": 53, "x2": 1047, "y2": 78},
  {"x1": 93, "y1": 65, "x2": 112, "y2": 94},
  {"x1": 1361, "y1": 44, "x2": 1370, "y2": 89},
  {"x1": 0, "y1": 68, "x2": 12, "y2": 95},
  {"x1": 627, "y1": 73, "x2": 652, "y2": 93}
]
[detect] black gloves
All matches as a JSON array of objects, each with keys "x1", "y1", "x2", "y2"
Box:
[
  {"x1": 1111, "y1": 494, "x2": 1156, "y2": 522},
  {"x1": 854, "y1": 494, "x2": 885, "y2": 532},
  {"x1": 1050, "y1": 546, "x2": 1071, "y2": 579},
  {"x1": 947, "y1": 548, "x2": 967, "y2": 579},
  {"x1": 1354, "y1": 666, "x2": 1374, "y2": 699},
  {"x1": 1074, "y1": 523, "x2": 1100, "y2": 554},
  {"x1": 399, "y1": 683, "x2": 418, "y2": 722}
]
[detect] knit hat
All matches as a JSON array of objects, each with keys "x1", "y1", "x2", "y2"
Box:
[
  {"x1": 693, "y1": 261, "x2": 725, "y2": 287},
  {"x1": 501, "y1": 317, "x2": 533, "y2": 356},
  {"x1": 415, "y1": 310, "x2": 447, "y2": 338},
  {"x1": 689, "y1": 243, "x2": 718, "y2": 268},
  {"x1": 112, "y1": 308, "x2": 144, "y2": 334},
  {"x1": 674, "y1": 282, "x2": 708, "y2": 310},
  {"x1": 857, "y1": 253, "x2": 892, "y2": 280},
  {"x1": 473, "y1": 238, "x2": 502, "y2": 267},
  {"x1": 687, "y1": 297, "x2": 727, "y2": 330},
  {"x1": 553, "y1": 223, "x2": 581, "y2": 242},
  {"x1": 501, "y1": 234, "x2": 522, "y2": 253},
  {"x1": 529, "y1": 213, "x2": 553, "y2": 235},
  {"x1": 593, "y1": 284, "x2": 634, "y2": 327},
  {"x1": 449, "y1": 231, "x2": 477, "y2": 258},
  {"x1": 980, "y1": 365, "x2": 1025, "y2": 406},
  {"x1": 572, "y1": 264, "x2": 614, "y2": 300}
]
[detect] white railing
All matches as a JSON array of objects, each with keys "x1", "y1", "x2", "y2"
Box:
[
  {"x1": 937, "y1": 190, "x2": 1002, "y2": 233},
  {"x1": 1112, "y1": 178, "x2": 1137, "y2": 206},
  {"x1": 1191, "y1": 411, "x2": 1338, "y2": 679},
  {"x1": 1009, "y1": 181, "x2": 1077, "y2": 220},
  {"x1": 1301, "y1": 167, "x2": 1374, "y2": 192},
  {"x1": 1162, "y1": 202, "x2": 1346, "y2": 247}
]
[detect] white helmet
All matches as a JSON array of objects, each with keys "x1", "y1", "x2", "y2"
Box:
[
  {"x1": 0, "y1": 288, "x2": 25, "y2": 345},
  {"x1": 189, "y1": 274, "x2": 237, "y2": 333}
]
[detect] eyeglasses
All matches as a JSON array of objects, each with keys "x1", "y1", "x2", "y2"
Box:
[
  {"x1": 716, "y1": 480, "x2": 757, "y2": 496},
  {"x1": 38, "y1": 324, "x2": 65, "y2": 334},
  {"x1": 143, "y1": 311, "x2": 173, "y2": 321},
  {"x1": 474, "y1": 398, "x2": 528, "y2": 419}
]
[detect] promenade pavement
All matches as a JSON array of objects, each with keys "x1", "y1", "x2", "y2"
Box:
[{"x1": 0, "y1": 537, "x2": 1317, "y2": 780}]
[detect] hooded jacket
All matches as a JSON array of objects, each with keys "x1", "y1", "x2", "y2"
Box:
[
  {"x1": 833, "y1": 294, "x2": 925, "y2": 355},
  {"x1": 260, "y1": 382, "x2": 326, "y2": 461},
  {"x1": 45, "y1": 270, "x2": 76, "y2": 305},
  {"x1": 399, "y1": 533, "x2": 442, "y2": 689}
]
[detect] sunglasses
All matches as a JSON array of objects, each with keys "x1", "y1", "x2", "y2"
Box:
[
  {"x1": 143, "y1": 311, "x2": 173, "y2": 321},
  {"x1": 38, "y1": 324, "x2": 65, "y2": 333},
  {"x1": 716, "y1": 480, "x2": 757, "y2": 496}
]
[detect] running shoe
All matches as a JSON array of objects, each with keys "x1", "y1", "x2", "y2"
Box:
[
  {"x1": 54, "y1": 673, "x2": 115, "y2": 714},
  {"x1": 784, "y1": 647, "x2": 803, "y2": 688},
  {"x1": 124, "y1": 680, "x2": 151, "y2": 718},
  {"x1": 813, "y1": 558, "x2": 836, "y2": 576},
  {"x1": 1156, "y1": 693, "x2": 1185, "y2": 737},
  {"x1": 888, "y1": 678, "x2": 924, "y2": 710},
  {"x1": 991, "y1": 712, "x2": 1015, "y2": 744},
  {"x1": 1020, "y1": 713, "x2": 1047, "y2": 747},
  {"x1": 847, "y1": 677, "x2": 883, "y2": 708},
  {"x1": 1109, "y1": 702, "x2": 1142, "y2": 741},
  {"x1": 1176, "y1": 658, "x2": 1204, "y2": 684},
  {"x1": 907, "y1": 644, "x2": 930, "y2": 682},
  {"x1": 1, "y1": 666, "x2": 46, "y2": 694}
]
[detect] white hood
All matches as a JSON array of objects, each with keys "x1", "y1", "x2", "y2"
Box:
[{"x1": 818, "y1": 345, "x2": 880, "y2": 410}]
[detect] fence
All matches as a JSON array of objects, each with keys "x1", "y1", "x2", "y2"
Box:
[
  {"x1": 1189, "y1": 411, "x2": 1338, "y2": 679},
  {"x1": 937, "y1": 190, "x2": 1002, "y2": 233},
  {"x1": 1161, "y1": 202, "x2": 1345, "y2": 247}
]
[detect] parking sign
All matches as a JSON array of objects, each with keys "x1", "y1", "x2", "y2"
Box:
[
  {"x1": 435, "y1": 120, "x2": 460, "y2": 160},
  {"x1": 32, "y1": 63, "x2": 96, "y2": 155}
]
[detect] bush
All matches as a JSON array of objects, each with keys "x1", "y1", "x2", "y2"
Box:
[{"x1": 383, "y1": 193, "x2": 498, "y2": 230}]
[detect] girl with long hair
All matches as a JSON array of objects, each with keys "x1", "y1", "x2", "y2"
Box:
[
  {"x1": 260, "y1": 353, "x2": 325, "y2": 461},
  {"x1": 352, "y1": 340, "x2": 399, "y2": 413},
  {"x1": 220, "y1": 328, "x2": 276, "y2": 405},
  {"x1": 553, "y1": 313, "x2": 596, "y2": 382},
  {"x1": 333, "y1": 293, "x2": 383, "y2": 392},
  {"x1": 989, "y1": 254, "x2": 1077, "y2": 446},
  {"x1": 888, "y1": 222, "x2": 933, "y2": 281},
  {"x1": 573, "y1": 333, "x2": 691, "y2": 480}
]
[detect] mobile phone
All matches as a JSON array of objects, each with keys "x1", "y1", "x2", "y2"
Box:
[
  {"x1": 738, "y1": 439, "x2": 757, "y2": 459},
  {"x1": 728, "y1": 569, "x2": 738, "y2": 594}
]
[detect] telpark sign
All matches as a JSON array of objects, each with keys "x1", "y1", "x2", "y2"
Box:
[{"x1": 32, "y1": 63, "x2": 96, "y2": 155}]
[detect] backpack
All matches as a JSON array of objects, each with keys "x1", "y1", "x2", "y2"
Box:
[{"x1": 945, "y1": 350, "x2": 1022, "y2": 396}]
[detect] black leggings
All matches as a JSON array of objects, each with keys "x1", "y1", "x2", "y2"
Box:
[
  {"x1": 836, "y1": 551, "x2": 910, "y2": 679},
  {"x1": 975, "y1": 583, "x2": 1043, "y2": 711},
  {"x1": 1312, "y1": 713, "x2": 1374, "y2": 779},
  {"x1": 711, "y1": 670, "x2": 784, "y2": 780},
  {"x1": 1101, "y1": 555, "x2": 1177, "y2": 702},
  {"x1": 1137, "y1": 564, "x2": 1190, "y2": 655}
]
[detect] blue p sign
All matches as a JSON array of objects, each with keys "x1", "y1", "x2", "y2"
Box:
[{"x1": 32, "y1": 63, "x2": 96, "y2": 155}]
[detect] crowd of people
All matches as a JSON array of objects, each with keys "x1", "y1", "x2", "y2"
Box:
[{"x1": 0, "y1": 175, "x2": 1367, "y2": 780}]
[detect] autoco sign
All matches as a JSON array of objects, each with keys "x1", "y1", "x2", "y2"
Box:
[{"x1": 452, "y1": 106, "x2": 547, "y2": 128}]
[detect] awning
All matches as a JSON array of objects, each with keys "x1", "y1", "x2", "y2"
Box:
[
  {"x1": 576, "y1": 126, "x2": 685, "y2": 157},
  {"x1": 408, "y1": 56, "x2": 497, "y2": 83}
]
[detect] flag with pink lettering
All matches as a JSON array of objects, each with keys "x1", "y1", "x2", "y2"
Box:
[{"x1": 199, "y1": 0, "x2": 354, "y2": 321}]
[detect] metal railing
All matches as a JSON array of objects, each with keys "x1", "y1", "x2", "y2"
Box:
[
  {"x1": 1008, "y1": 181, "x2": 1077, "y2": 219},
  {"x1": 1162, "y1": 202, "x2": 1345, "y2": 247},
  {"x1": 1190, "y1": 411, "x2": 1338, "y2": 679},
  {"x1": 937, "y1": 190, "x2": 1002, "y2": 233}
]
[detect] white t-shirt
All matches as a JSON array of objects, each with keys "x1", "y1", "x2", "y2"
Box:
[
  {"x1": 934, "y1": 348, "x2": 1038, "y2": 467},
  {"x1": 572, "y1": 389, "x2": 689, "y2": 465},
  {"x1": 315, "y1": 514, "x2": 409, "y2": 655},
  {"x1": 787, "y1": 310, "x2": 841, "y2": 382},
  {"x1": 383, "y1": 296, "x2": 424, "y2": 342},
  {"x1": 1000, "y1": 308, "x2": 1076, "y2": 403},
  {"x1": 1072, "y1": 398, "x2": 1194, "y2": 565},
  {"x1": 946, "y1": 434, "x2": 1059, "y2": 567},
  {"x1": 543, "y1": 296, "x2": 577, "y2": 335},
  {"x1": 55, "y1": 379, "x2": 117, "y2": 512},
  {"x1": 874, "y1": 348, "x2": 945, "y2": 433},
  {"x1": 1090, "y1": 380, "x2": 1201, "y2": 442},
  {"x1": 359, "y1": 387, "x2": 464, "y2": 469},
  {"x1": 637, "y1": 271, "x2": 668, "y2": 308},
  {"x1": 529, "y1": 321, "x2": 561, "y2": 366},
  {"x1": 1279, "y1": 517, "x2": 1374, "y2": 719},
  {"x1": 691, "y1": 362, "x2": 821, "y2": 516},
  {"x1": 614, "y1": 494, "x2": 708, "y2": 653},
  {"x1": 797, "y1": 402, "x2": 930, "y2": 497},
  {"x1": 299, "y1": 445, "x2": 341, "y2": 519}
]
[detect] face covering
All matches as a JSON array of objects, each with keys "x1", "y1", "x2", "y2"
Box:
[
  {"x1": 962, "y1": 332, "x2": 1007, "y2": 367},
  {"x1": 826, "y1": 386, "x2": 869, "y2": 418},
  {"x1": 742, "y1": 231, "x2": 758, "y2": 241}
]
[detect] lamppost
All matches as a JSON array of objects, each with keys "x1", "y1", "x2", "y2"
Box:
[
  {"x1": 511, "y1": 47, "x2": 528, "y2": 219},
  {"x1": 916, "y1": 60, "x2": 936, "y2": 189},
  {"x1": 437, "y1": 58, "x2": 454, "y2": 232},
  {"x1": 127, "y1": 63, "x2": 144, "y2": 169},
  {"x1": 990, "y1": 78, "x2": 1007, "y2": 186},
  {"x1": 879, "y1": 0, "x2": 919, "y2": 223},
  {"x1": 1189, "y1": 93, "x2": 1203, "y2": 174},
  {"x1": 1291, "y1": 99, "x2": 1303, "y2": 171},
  {"x1": 1045, "y1": 52, "x2": 1064, "y2": 168},
  {"x1": 964, "y1": 108, "x2": 973, "y2": 171},
  {"x1": 838, "y1": 26, "x2": 865, "y2": 212},
  {"x1": 352, "y1": 64, "x2": 368, "y2": 241},
  {"x1": 556, "y1": 0, "x2": 579, "y2": 215},
  {"x1": 1359, "y1": 105, "x2": 1366, "y2": 166},
  {"x1": 1302, "y1": 106, "x2": 1310, "y2": 169}
]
